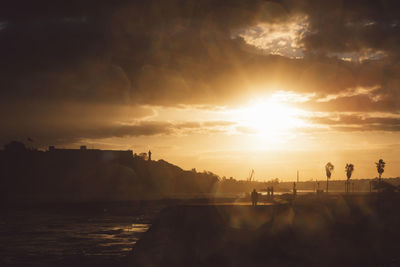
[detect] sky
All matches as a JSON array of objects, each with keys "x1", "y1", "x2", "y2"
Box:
[{"x1": 1, "y1": 0, "x2": 400, "y2": 181}]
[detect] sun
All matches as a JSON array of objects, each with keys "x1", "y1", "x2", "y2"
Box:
[{"x1": 231, "y1": 97, "x2": 306, "y2": 135}]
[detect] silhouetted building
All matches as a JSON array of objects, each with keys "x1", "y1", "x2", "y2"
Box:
[
  {"x1": 45, "y1": 146, "x2": 134, "y2": 163},
  {"x1": 148, "y1": 150, "x2": 152, "y2": 161},
  {"x1": 0, "y1": 142, "x2": 220, "y2": 203}
]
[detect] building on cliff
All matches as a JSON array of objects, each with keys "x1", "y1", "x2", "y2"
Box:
[{"x1": 46, "y1": 145, "x2": 134, "y2": 163}]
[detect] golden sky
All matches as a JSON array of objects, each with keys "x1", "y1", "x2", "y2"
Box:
[{"x1": 1, "y1": 1, "x2": 400, "y2": 180}]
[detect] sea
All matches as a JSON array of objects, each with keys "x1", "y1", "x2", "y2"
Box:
[{"x1": 0, "y1": 202, "x2": 162, "y2": 266}]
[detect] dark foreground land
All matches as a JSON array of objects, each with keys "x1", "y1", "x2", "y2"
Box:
[{"x1": 127, "y1": 194, "x2": 400, "y2": 267}]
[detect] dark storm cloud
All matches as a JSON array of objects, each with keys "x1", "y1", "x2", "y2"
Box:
[
  {"x1": 1, "y1": 0, "x2": 282, "y2": 105},
  {"x1": 289, "y1": 0, "x2": 400, "y2": 56},
  {"x1": 288, "y1": 0, "x2": 400, "y2": 115},
  {"x1": 1, "y1": 0, "x2": 400, "y2": 142},
  {"x1": 1, "y1": 0, "x2": 399, "y2": 105}
]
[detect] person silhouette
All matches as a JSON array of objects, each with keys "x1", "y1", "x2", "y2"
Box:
[
  {"x1": 293, "y1": 182, "x2": 297, "y2": 196},
  {"x1": 251, "y1": 189, "x2": 258, "y2": 206}
]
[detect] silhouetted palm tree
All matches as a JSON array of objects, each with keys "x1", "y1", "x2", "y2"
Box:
[
  {"x1": 375, "y1": 159, "x2": 386, "y2": 192},
  {"x1": 345, "y1": 163, "x2": 354, "y2": 193},
  {"x1": 325, "y1": 162, "x2": 334, "y2": 193}
]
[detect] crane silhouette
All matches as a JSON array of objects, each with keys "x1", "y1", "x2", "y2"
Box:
[{"x1": 248, "y1": 169, "x2": 255, "y2": 182}]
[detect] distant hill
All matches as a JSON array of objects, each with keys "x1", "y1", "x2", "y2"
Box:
[{"x1": 0, "y1": 142, "x2": 219, "y2": 203}]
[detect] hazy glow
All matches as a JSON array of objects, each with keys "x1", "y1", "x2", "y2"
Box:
[
  {"x1": 230, "y1": 97, "x2": 307, "y2": 135},
  {"x1": 74, "y1": 95, "x2": 400, "y2": 181}
]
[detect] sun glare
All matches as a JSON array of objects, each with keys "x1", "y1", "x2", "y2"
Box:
[{"x1": 232, "y1": 97, "x2": 306, "y2": 135}]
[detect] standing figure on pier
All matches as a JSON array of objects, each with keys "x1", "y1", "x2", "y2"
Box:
[
  {"x1": 293, "y1": 182, "x2": 297, "y2": 197},
  {"x1": 251, "y1": 189, "x2": 258, "y2": 206}
]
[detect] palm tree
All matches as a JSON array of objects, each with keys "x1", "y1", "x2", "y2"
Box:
[
  {"x1": 345, "y1": 163, "x2": 354, "y2": 193},
  {"x1": 375, "y1": 159, "x2": 386, "y2": 192},
  {"x1": 325, "y1": 162, "x2": 334, "y2": 193}
]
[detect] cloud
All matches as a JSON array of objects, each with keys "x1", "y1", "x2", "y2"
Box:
[
  {"x1": 235, "y1": 126, "x2": 259, "y2": 134},
  {"x1": 0, "y1": 111, "x2": 236, "y2": 146},
  {"x1": 1, "y1": 0, "x2": 400, "y2": 144},
  {"x1": 203, "y1": 121, "x2": 236, "y2": 127},
  {"x1": 304, "y1": 77, "x2": 400, "y2": 113},
  {"x1": 308, "y1": 114, "x2": 400, "y2": 132},
  {"x1": 288, "y1": 0, "x2": 400, "y2": 56},
  {"x1": 235, "y1": 14, "x2": 308, "y2": 58}
]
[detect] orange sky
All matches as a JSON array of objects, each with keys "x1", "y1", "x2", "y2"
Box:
[{"x1": 71, "y1": 99, "x2": 400, "y2": 181}]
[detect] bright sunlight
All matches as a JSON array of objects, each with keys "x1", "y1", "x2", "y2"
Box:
[{"x1": 231, "y1": 97, "x2": 307, "y2": 135}]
